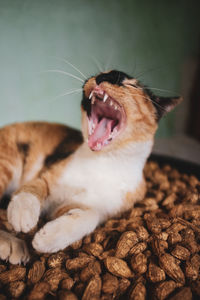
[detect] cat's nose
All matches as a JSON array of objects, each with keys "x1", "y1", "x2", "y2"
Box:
[
  {"x1": 93, "y1": 86, "x2": 104, "y2": 95},
  {"x1": 93, "y1": 86, "x2": 109, "y2": 103}
]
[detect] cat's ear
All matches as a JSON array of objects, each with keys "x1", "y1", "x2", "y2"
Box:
[{"x1": 153, "y1": 96, "x2": 183, "y2": 121}]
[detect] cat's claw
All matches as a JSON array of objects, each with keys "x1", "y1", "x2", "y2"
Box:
[
  {"x1": 7, "y1": 192, "x2": 40, "y2": 233},
  {"x1": 0, "y1": 230, "x2": 29, "y2": 264}
]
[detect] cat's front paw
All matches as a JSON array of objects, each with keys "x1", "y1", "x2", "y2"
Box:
[
  {"x1": 32, "y1": 208, "x2": 99, "y2": 253},
  {"x1": 32, "y1": 216, "x2": 68, "y2": 253},
  {"x1": 7, "y1": 192, "x2": 40, "y2": 233},
  {"x1": 0, "y1": 230, "x2": 29, "y2": 264}
]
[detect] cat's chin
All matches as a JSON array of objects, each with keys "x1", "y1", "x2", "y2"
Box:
[{"x1": 86, "y1": 86, "x2": 126, "y2": 151}]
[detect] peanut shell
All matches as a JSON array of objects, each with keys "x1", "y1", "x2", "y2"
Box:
[
  {"x1": 147, "y1": 261, "x2": 166, "y2": 282},
  {"x1": 129, "y1": 282, "x2": 146, "y2": 300},
  {"x1": 159, "y1": 253, "x2": 185, "y2": 285},
  {"x1": 130, "y1": 253, "x2": 147, "y2": 274},
  {"x1": 104, "y1": 256, "x2": 132, "y2": 278},
  {"x1": 61, "y1": 276, "x2": 74, "y2": 290},
  {"x1": 80, "y1": 260, "x2": 101, "y2": 282},
  {"x1": 102, "y1": 273, "x2": 118, "y2": 294},
  {"x1": 118, "y1": 278, "x2": 130, "y2": 295},
  {"x1": 28, "y1": 282, "x2": 50, "y2": 300},
  {"x1": 0, "y1": 267, "x2": 26, "y2": 284},
  {"x1": 82, "y1": 275, "x2": 101, "y2": 300},
  {"x1": 83, "y1": 242, "x2": 103, "y2": 257},
  {"x1": 115, "y1": 231, "x2": 138, "y2": 258},
  {"x1": 154, "y1": 280, "x2": 176, "y2": 300},
  {"x1": 66, "y1": 256, "x2": 94, "y2": 270},
  {"x1": 43, "y1": 267, "x2": 67, "y2": 291},
  {"x1": 129, "y1": 242, "x2": 147, "y2": 256},
  {"x1": 169, "y1": 287, "x2": 192, "y2": 300},
  {"x1": 58, "y1": 290, "x2": 78, "y2": 300},
  {"x1": 48, "y1": 251, "x2": 67, "y2": 268},
  {"x1": 28, "y1": 260, "x2": 45, "y2": 284},
  {"x1": 171, "y1": 245, "x2": 190, "y2": 260},
  {"x1": 8, "y1": 280, "x2": 25, "y2": 298}
]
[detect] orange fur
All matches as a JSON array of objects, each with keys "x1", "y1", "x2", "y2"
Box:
[
  {"x1": 53, "y1": 203, "x2": 89, "y2": 219},
  {"x1": 0, "y1": 122, "x2": 82, "y2": 195}
]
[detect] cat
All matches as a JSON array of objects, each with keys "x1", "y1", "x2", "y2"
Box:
[{"x1": 0, "y1": 70, "x2": 182, "y2": 264}]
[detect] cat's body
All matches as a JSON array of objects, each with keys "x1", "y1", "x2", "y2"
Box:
[{"x1": 0, "y1": 70, "x2": 181, "y2": 264}]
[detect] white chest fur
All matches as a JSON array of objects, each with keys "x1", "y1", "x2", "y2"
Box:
[{"x1": 50, "y1": 141, "x2": 153, "y2": 219}]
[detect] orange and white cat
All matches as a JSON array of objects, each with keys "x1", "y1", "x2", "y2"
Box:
[{"x1": 0, "y1": 70, "x2": 181, "y2": 264}]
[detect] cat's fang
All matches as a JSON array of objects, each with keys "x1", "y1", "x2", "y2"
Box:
[
  {"x1": 103, "y1": 93, "x2": 108, "y2": 102},
  {"x1": 86, "y1": 87, "x2": 126, "y2": 151},
  {"x1": 89, "y1": 91, "x2": 93, "y2": 99}
]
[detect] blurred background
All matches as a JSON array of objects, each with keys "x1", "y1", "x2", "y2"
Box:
[{"x1": 0, "y1": 0, "x2": 200, "y2": 163}]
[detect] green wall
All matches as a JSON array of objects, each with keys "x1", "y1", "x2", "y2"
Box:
[{"x1": 0, "y1": 0, "x2": 199, "y2": 136}]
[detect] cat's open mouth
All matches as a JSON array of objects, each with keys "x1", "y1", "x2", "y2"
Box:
[{"x1": 87, "y1": 86, "x2": 126, "y2": 151}]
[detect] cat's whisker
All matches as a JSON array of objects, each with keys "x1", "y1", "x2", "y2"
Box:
[
  {"x1": 127, "y1": 84, "x2": 178, "y2": 96},
  {"x1": 134, "y1": 66, "x2": 162, "y2": 79},
  {"x1": 91, "y1": 56, "x2": 104, "y2": 72},
  {"x1": 131, "y1": 57, "x2": 138, "y2": 76},
  {"x1": 105, "y1": 50, "x2": 114, "y2": 71},
  {"x1": 140, "y1": 95, "x2": 169, "y2": 113},
  {"x1": 124, "y1": 88, "x2": 169, "y2": 114},
  {"x1": 42, "y1": 70, "x2": 84, "y2": 83},
  {"x1": 145, "y1": 87, "x2": 179, "y2": 94},
  {"x1": 50, "y1": 56, "x2": 87, "y2": 80},
  {"x1": 146, "y1": 98, "x2": 168, "y2": 113},
  {"x1": 135, "y1": 66, "x2": 179, "y2": 93},
  {"x1": 54, "y1": 89, "x2": 82, "y2": 100},
  {"x1": 136, "y1": 94, "x2": 169, "y2": 113}
]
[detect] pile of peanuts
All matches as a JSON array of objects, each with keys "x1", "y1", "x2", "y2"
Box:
[{"x1": 0, "y1": 161, "x2": 199, "y2": 299}]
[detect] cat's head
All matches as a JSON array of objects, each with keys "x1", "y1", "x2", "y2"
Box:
[{"x1": 81, "y1": 70, "x2": 182, "y2": 152}]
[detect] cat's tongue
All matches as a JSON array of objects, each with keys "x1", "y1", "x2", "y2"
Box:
[{"x1": 88, "y1": 118, "x2": 114, "y2": 151}]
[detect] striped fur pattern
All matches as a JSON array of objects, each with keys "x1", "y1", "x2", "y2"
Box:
[{"x1": 0, "y1": 70, "x2": 181, "y2": 263}]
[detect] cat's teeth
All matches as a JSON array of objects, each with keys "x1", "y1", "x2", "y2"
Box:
[
  {"x1": 113, "y1": 128, "x2": 118, "y2": 135},
  {"x1": 89, "y1": 122, "x2": 95, "y2": 134},
  {"x1": 89, "y1": 91, "x2": 93, "y2": 99},
  {"x1": 108, "y1": 128, "x2": 118, "y2": 140},
  {"x1": 91, "y1": 97, "x2": 95, "y2": 105},
  {"x1": 88, "y1": 119, "x2": 96, "y2": 135},
  {"x1": 103, "y1": 93, "x2": 108, "y2": 102},
  {"x1": 96, "y1": 143, "x2": 101, "y2": 150},
  {"x1": 109, "y1": 100, "x2": 113, "y2": 106},
  {"x1": 88, "y1": 121, "x2": 92, "y2": 135},
  {"x1": 109, "y1": 133, "x2": 113, "y2": 139},
  {"x1": 114, "y1": 105, "x2": 118, "y2": 110}
]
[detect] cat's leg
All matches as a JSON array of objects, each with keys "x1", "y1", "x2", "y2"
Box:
[
  {"x1": 0, "y1": 139, "x2": 22, "y2": 199},
  {"x1": 7, "y1": 177, "x2": 48, "y2": 233},
  {"x1": 32, "y1": 208, "x2": 100, "y2": 253},
  {"x1": 0, "y1": 230, "x2": 29, "y2": 264}
]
